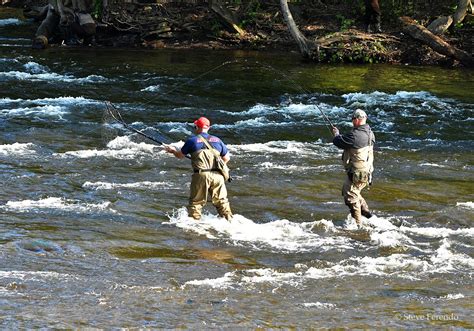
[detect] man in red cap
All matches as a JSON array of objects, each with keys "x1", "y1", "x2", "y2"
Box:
[{"x1": 164, "y1": 117, "x2": 233, "y2": 221}]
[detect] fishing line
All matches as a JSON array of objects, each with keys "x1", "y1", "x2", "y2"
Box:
[
  {"x1": 250, "y1": 59, "x2": 335, "y2": 133},
  {"x1": 100, "y1": 60, "x2": 242, "y2": 147},
  {"x1": 140, "y1": 59, "x2": 242, "y2": 107}
]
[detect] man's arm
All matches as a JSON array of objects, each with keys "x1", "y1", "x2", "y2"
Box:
[
  {"x1": 332, "y1": 130, "x2": 355, "y2": 149},
  {"x1": 164, "y1": 145, "x2": 186, "y2": 159},
  {"x1": 222, "y1": 153, "x2": 230, "y2": 164}
]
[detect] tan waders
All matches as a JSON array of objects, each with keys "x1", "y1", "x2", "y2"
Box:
[
  {"x1": 188, "y1": 148, "x2": 232, "y2": 221},
  {"x1": 342, "y1": 176, "x2": 371, "y2": 226},
  {"x1": 188, "y1": 171, "x2": 232, "y2": 220},
  {"x1": 341, "y1": 144, "x2": 374, "y2": 226}
]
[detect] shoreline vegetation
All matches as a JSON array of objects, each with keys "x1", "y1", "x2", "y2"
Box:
[{"x1": 1, "y1": 0, "x2": 473, "y2": 66}]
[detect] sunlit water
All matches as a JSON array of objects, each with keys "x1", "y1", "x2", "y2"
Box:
[{"x1": 0, "y1": 13, "x2": 473, "y2": 328}]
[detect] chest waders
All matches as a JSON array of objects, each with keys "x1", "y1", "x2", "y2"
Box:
[
  {"x1": 342, "y1": 128, "x2": 374, "y2": 226},
  {"x1": 187, "y1": 136, "x2": 233, "y2": 221}
]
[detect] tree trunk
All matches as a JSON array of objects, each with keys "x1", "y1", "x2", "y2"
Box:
[
  {"x1": 209, "y1": 0, "x2": 246, "y2": 37},
  {"x1": 400, "y1": 16, "x2": 474, "y2": 67},
  {"x1": 279, "y1": 0, "x2": 317, "y2": 58},
  {"x1": 427, "y1": 0, "x2": 472, "y2": 34},
  {"x1": 33, "y1": 5, "x2": 59, "y2": 49}
]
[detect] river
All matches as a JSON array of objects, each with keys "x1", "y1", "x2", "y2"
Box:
[{"x1": 1, "y1": 12, "x2": 473, "y2": 328}]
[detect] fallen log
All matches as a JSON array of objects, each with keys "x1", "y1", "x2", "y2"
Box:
[{"x1": 399, "y1": 16, "x2": 474, "y2": 67}]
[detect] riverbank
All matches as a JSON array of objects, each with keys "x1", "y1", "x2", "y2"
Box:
[{"x1": 2, "y1": 1, "x2": 473, "y2": 66}]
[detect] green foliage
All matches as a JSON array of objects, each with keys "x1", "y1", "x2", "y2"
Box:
[
  {"x1": 210, "y1": 20, "x2": 223, "y2": 36},
  {"x1": 240, "y1": 0, "x2": 261, "y2": 28},
  {"x1": 336, "y1": 14, "x2": 354, "y2": 31},
  {"x1": 92, "y1": 0, "x2": 102, "y2": 19},
  {"x1": 317, "y1": 40, "x2": 388, "y2": 64}
]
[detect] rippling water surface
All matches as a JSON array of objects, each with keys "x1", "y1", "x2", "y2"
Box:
[{"x1": 1, "y1": 13, "x2": 473, "y2": 328}]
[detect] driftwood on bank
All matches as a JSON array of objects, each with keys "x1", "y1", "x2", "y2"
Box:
[
  {"x1": 279, "y1": 0, "x2": 397, "y2": 62},
  {"x1": 209, "y1": 0, "x2": 246, "y2": 36},
  {"x1": 400, "y1": 16, "x2": 474, "y2": 67},
  {"x1": 427, "y1": 0, "x2": 473, "y2": 35}
]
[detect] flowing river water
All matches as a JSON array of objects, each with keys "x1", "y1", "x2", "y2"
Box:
[{"x1": 1, "y1": 13, "x2": 473, "y2": 328}]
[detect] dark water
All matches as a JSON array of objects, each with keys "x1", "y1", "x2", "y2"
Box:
[{"x1": 1, "y1": 13, "x2": 473, "y2": 328}]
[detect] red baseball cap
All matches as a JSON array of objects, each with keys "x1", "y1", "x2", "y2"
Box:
[{"x1": 194, "y1": 117, "x2": 210, "y2": 129}]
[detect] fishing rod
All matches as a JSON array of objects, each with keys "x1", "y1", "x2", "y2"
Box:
[
  {"x1": 104, "y1": 101, "x2": 193, "y2": 159},
  {"x1": 251, "y1": 60, "x2": 336, "y2": 132},
  {"x1": 105, "y1": 101, "x2": 166, "y2": 145}
]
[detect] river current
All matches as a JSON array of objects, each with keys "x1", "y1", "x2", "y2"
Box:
[{"x1": 1, "y1": 14, "x2": 473, "y2": 328}]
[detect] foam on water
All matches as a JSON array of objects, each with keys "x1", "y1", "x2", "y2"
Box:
[
  {"x1": 401, "y1": 226, "x2": 474, "y2": 238},
  {"x1": 429, "y1": 238, "x2": 474, "y2": 271},
  {"x1": 259, "y1": 162, "x2": 331, "y2": 172},
  {"x1": 456, "y1": 201, "x2": 474, "y2": 209},
  {"x1": 1, "y1": 197, "x2": 113, "y2": 213},
  {"x1": 0, "y1": 59, "x2": 109, "y2": 83},
  {"x1": 228, "y1": 140, "x2": 332, "y2": 157},
  {"x1": 302, "y1": 302, "x2": 337, "y2": 309},
  {"x1": 166, "y1": 207, "x2": 352, "y2": 253},
  {"x1": 215, "y1": 117, "x2": 294, "y2": 129},
  {"x1": 185, "y1": 244, "x2": 474, "y2": 289},
  {"x1": 0, "y1": 142, "x2": 36, "y2": 156},
  {"x1": 1, "y1": 105, "x2": 67, "y2": 119},
  {"x1": 58, "y1": 136, "x2": 161, "y2": 159},
  {"x1": 0, "y1": 96, "x2": 98, "y2": 106},
  {"x1": 0, "y1": 19, "x2": 25, "y2": 26},
  {"x1": 0, "y1": 270, "x2": 78, "y2": 281},
  {"x1": 23, "y1": 61, "x2": 49, "y2": 74},
  {"x1": 83, "y1": 181, "x2": 173, "y2": 190},
  {"x1": 141, "y1": 85, "x2": 161, "y2": 92}
]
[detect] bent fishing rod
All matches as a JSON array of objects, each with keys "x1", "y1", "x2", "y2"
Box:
[
  {"x1": 105, "y1": 101, "x2": 193, "y2": 159},
  {"x1": 105, "y1": 101, "x2": 165, "y2": 145}
]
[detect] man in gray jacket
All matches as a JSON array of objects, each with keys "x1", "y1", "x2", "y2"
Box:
[{"x1": 332, "y1": 109, "x2": 375, "y2": 226}]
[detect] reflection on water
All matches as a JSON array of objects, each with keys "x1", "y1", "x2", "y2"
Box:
[{"x1": 0, "y1": 11, "x2": 473, "y2": 328}]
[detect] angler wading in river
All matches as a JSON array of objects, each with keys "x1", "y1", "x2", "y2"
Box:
[
  {"x1": 164, "y1": 117, "x2": 233, "y2": 221},
  {"x1": 332, "y1": 109, "x2": 375, "y2": 227}
]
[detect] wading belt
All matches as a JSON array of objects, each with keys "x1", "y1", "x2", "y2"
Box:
[{"x1": 193, "y1": 168, "x2": 219, "y2": 173}]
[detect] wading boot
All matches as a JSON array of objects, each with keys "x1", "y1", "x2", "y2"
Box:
[
  {"x1": 374, "y1": 23, "x2": 382, "y2": 33},
  {"x1": 361, "y1": 210, "x2": 373, "y2": 219},
  {"x1": 366, "y1": 24, "x2": 373, "y2": 33},
  {"x1": 360, "y1": 199, "x2": 372, "y2": 219}
]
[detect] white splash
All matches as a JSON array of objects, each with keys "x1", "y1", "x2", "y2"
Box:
[
  {"x1": 83, "y1": 181, "x2": 173, "y2": 190},
  {"x1": 439, "y1": 293, "x2": 464, "y2": 300},
  {"x1": 302, "y1": 302, "x2": 337, "y2": 309},
  {"x1": 401, "y1": 226, "x2": 474, "y2": 238},
  {"x1": 166, "y1": 207, "x2": 351, "y2": 253},
  {"x1": 0, "y1": 19, "x2": 25, "y2": 26},
  {"x1": 419, "y1": 163, "x2": 447, "y2": 168},
  {"x1": 0, "y1": 143, "x2": 36, "y2": 156},
  {"x1": 58, "y1": 136, "x2": 161, "y2": 159},
  {"x1": 456, "y1": 201, "x2": 474, "y2": 209},
  {"x1": 228, "y1": 140, "x2": 329, "y2": 157},
  {"x1": 141, "y1": 85, "x2": 161, "y2": 92},
  {"x1": 429, "y1": 238, "x2": 474, "y2": 271},
  {"x1": 0, "y1": 270, "x2": 78, "y2": 281},
  {"x1": 1, "y1": 105, "x2": 67, "y2": 119},
  {"x1": 2, "y1": 197, "x2": 112, "y2": 213},
  {"x1": 0, "y1": 70, "x2": 108, "y2": 84}
]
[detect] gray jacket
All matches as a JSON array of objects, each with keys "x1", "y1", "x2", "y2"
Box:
[{"x1": 333, "y1": 124, "x2": 375, "y2": 174}]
